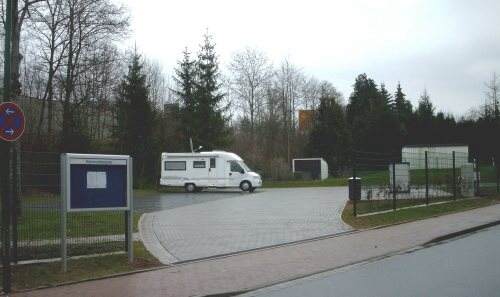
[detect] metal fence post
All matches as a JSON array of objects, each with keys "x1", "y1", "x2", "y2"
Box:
[
  {"x1": 425, "y1": 151, "x2": 429, "y2": 205},
  {"x1": 496, "y1": 157, "x2": 499, "y2": 194},
  {"x1": 452, "y1": 151, "x2": 456, "y2": 200},
  {"x1": 60, "y1": 154, "x2": 68, "y2": 272},
  {"x1": 392, "y1": 162, "x2": 396, "y2": 211},
  {"x1": 475, "y1": 158, "x2": 480, "y2": 196},
  {"x1": 353, "y1": 154, "x2": 357, "y2": 217},
  {"x1": 127, "y1": 157, "x2": 134, "y2": 264}
]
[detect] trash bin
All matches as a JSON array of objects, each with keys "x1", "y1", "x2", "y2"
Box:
[{"x1": 348, "y1": 177, "x2": 361, "y2": 201}]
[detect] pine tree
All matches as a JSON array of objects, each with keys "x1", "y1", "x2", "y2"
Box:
[
  {"x1": 379, "y1": 83, "x2": 393, "y2": 108},
  {"x1": 346, "y1": 74, "x2": 398, "y2": 153},
  {"x1": 394, "y1": 82, "x2": 412, "y2": 117},
  {"x1": 173, "y1": 48, "x2": 197, "y2": 150},
  {"x1": 193, "y1": 32, "x2": 228, "y2": 150},
  {"x1": 417, "y1": 89, "x2": 434, "y2": 120},
  {"x1": 308, "y1": 89, "x2": 350, "y2": 173},
  {"x1": 115, "y1": 52, "x2": 154, "y2": 184},
  {"x1": 393, "y1": 82, "x2": 413, "y2": 146}
]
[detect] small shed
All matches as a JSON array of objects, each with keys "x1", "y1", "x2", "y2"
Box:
[{"x1": 292, "y1": 158, "x2": 328, "y2": 180}]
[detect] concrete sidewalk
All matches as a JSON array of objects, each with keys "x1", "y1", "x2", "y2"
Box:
[{"x1": 14, "y1": 204, "x2": 500, "y2": 297}]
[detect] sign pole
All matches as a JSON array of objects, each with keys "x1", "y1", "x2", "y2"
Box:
[
  {"x1": 60, "y1": 154, "x2": 68, "y2": 272},
  {"x1": 127, "y1": 157, "x2": 133, "y2": 263},
  {"x1": 1, "y1": 0, "x2": 13, "y2": 293}
]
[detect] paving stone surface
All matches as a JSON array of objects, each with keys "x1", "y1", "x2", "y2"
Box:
[{"x1": 141, "y1": 187, "x2": 351, "y2": 263}]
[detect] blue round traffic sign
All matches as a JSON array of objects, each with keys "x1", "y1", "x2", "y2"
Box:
[{"x1": 0, "y1": 102, "x2": 25, "y2": 142}]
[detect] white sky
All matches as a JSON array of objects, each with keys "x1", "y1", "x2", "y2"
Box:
[{"x1": 119, "y1": 0, "x2": 500, "y2": 116}]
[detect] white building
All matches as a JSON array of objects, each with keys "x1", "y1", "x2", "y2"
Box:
[{"x1": 402, "y1": 144, "x2": 469, "y2": 169}]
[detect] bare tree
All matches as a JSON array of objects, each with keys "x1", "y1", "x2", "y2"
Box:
[
  {"x1": 275, "y1": 59, "x2": 304, "y2": 164},
  {"x1": 144, "y1": 58, "x2": 171, "y2": 109},
  {"x1": 228, "y1": 47, "x2": 272, "y2": 143},
  {"x1": 59, "y1": 0, "x2": 129, "y2": 148},
  {"x1": 485, "y1": 72, "x2": 499, "y2": 119},
  {"x1": 29, "y1": 0, "x2": 68, "y2": 138}
]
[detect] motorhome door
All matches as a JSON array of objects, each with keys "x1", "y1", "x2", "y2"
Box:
[
  {"x1": 208, "y1": 157, "x2": 219, "y2": 186},
  {"x1": 227, "y1": 160, "x2": 244, "y2": 187}
]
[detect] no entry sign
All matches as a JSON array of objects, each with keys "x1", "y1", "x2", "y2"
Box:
[{"x1": 0, "y1": 102, "x2": 25, "y2": 142}]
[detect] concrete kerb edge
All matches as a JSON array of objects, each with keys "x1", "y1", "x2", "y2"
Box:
[
  {"x1": 424, "y1": 219, "x2": 500, "y2": 246},
  {"x1": 215, "y1": 245, "x2": 427, "y2": 297},
  {"x1": 139, "y1": 212, "x2": 179, "y2": 264},
  {"x1": 171, "y1": 229, "x2": 359, "y2": 266},
  {"x1": 227, "y1": 221, "x2": 500, "y2": 297}
]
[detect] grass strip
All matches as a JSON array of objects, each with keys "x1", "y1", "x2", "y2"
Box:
[
  {"x1": 342, "y1": 196, "x2": 500, "y2": 230},
  {"x1": 4, "y1": 241, "x2": 161, "y2": 291}
]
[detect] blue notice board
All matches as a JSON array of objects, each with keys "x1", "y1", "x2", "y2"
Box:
[
  {"x1": 70, "y1": 164, "x2": 127, "y2": 209},
  {"x1": 62, "y1": 154, "x2": 131, "y2": 212}
]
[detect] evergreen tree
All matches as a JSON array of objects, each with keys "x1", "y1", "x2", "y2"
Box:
[
  {"x1": 173, "y1": 48, "x2": 197, "y2": 150},
  {"x1": 115, "y1": 53, "x2": 154, "y2": 184},
  {"x1": 417, "y1": 89, "x2": 435, "y2": 120},
  {"x1": 346, "y1": 74, "x2": 398, "y2": 153},
  {"x1": 308, "y1": 89, "x2": 350, "y2": 174},
  {"x1": 379, "y1": 83, "x2": 393, "y2": 108},
  {"x1": 394, "y1": 82, "x2": 413, "y2": 117},
  {"x1": 393, "y1": 82, "x2": 413, "y2": 146},
  {"x1": 193, "y1": 32, "x2": 228, "y2": 150}
]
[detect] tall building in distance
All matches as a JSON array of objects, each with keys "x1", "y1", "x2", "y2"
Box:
[{"x1": 298, "y1": 110, "x2": 315, "y2": 132}]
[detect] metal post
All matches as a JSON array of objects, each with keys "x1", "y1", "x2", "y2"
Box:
[
  {"x1": 392, "y1": 162, "x2": 396, "y2": 211},
  {"x1": 452, "y1": 151, "x2": 456, "y2": 200},
  {"x1": 475, "y1": 158, "x2": 480, "y2": 196},
  {"x1": 352, "y1": 154, "x2": 357, "y2": 217},
  {"x1": 425, "y1": 151, "x2": 429, "y2": 205},
  {"x1": 127, "y1": 157, "x2": 133, "y2": 263},
  {"x1": 11, "y1": 146, "x2": 18, "y2": 263},
  {"x1": 1, "y1": 0, "x2": 13, "y2": 292},
  {"x1": 495, "y1": 157, "x2": 499, "y2": 194},
  {"x1": 60, "y1": 154, "x2": 67, "y2": 272}
]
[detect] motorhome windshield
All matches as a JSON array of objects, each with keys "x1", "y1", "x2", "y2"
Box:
[{"x1": 239, "y1": 161, "x2": 251, "y2": 172}]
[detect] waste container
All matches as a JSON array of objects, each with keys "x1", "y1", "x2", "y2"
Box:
[{"x1": 348, "y1": 177, "x2": 361, "y2": 201}]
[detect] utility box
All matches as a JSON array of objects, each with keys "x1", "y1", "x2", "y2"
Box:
[
  {"x1": 460, "y1": 163, "x2": 475, "y2": 197},
  {"x1": 348, "y1": 177, "x2": 361, "y2": 201},
  {"x1": 389, "y1": 163, "x2": 410, "y2": 193}
]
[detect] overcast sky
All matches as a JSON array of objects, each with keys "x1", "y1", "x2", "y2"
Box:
[{"x1": 119, "y1": 0, "x2": 500, "y2": 116}]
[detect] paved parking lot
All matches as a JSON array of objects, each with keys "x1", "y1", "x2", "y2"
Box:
[{"x1": 140, "y1": 187, "x2": 351, "y2": 264}]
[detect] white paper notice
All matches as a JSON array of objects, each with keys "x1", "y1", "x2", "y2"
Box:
[{"x1": 87, "y1": 171, "x2": 107, "y2": 189}]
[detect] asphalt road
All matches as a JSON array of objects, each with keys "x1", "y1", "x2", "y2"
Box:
[{"x1": 241, "y1": 225, "x2": 500, "y2": 297}]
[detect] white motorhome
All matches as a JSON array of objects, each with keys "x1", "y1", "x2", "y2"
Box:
[{"x1": 160, "y1": 151, "x2": 262, "y2": 192}]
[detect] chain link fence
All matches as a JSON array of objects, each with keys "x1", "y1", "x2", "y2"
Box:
[{"x1": 351, "y1": 150, "x2": 499, "y2": 216}]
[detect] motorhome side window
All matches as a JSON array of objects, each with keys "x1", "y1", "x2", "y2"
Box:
[
  {"x1": 230, "y1": 161, "x2": 244, "y2": 173},
  {"x1": 210, "y1": 158, "x2": 216, "y2": 168},
  {"x1": 193, "y1": 161, "x2": 206, "y2": 168},
  {"x1": 164, "y1": 161, "x2": 186, "y2": 171}
]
